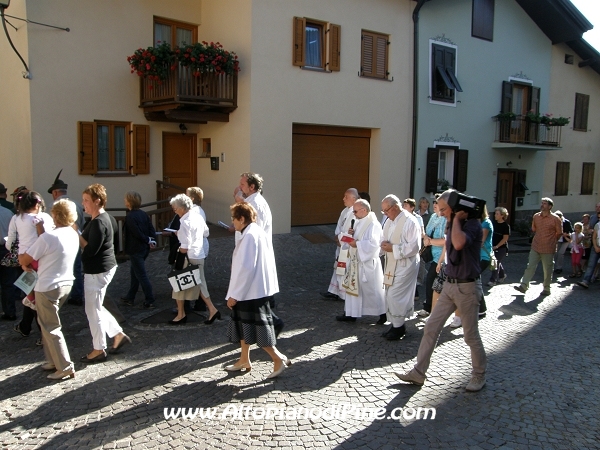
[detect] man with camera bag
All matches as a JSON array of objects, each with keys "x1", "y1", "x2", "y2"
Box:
[{"x1": 394, "y1": 189, "x2": 487, "y2": 392}]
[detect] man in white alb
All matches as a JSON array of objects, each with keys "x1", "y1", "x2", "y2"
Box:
[
  {"x1": 335, "y1": 199, "x2": 387, "y2": 324},
  {"x1": 380, "y1": 195, "x2": 421, "y2": 340},
  {"x1": 321, "y1": 188, "x2": 359, "y2": 300}
]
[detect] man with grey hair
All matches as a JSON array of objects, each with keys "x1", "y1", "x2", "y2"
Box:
[
  {"x1": 395, "y1": 189, "x2": 487, "y2": 392},
  {"x1": 379, "y1": 194, "x2": 421, "y2": 340},
  {"x1": 238, "y1": 172, "x2": 284, "y2": 336},
  {"x1": 336, "y1": 199, "x2": 386, "y2": 324},
  {"x1": 321, "y1": 188, "x2": 360, "y2": 300}
]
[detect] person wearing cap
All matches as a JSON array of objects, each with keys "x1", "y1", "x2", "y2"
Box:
[
  {"x1": 48, "y1": 170, "x2": 86, "y2": 306},
  {"x1": 0, "y1": 183, "x2": 14, "y2": 212}
]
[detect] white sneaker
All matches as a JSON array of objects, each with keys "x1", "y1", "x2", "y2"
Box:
[
  {"x1": 416, "y1": 309, "x2": 429, "y2": 317},
  {"x1": 449, "y1": 316, "x2": 462, "y2": 328}
]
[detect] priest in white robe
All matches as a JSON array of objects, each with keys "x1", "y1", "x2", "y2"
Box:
[
  {"x1": 321, "y1": 188, "x2": 359, "y2": 300},
  {"x1": 336, "y1": 199, "x2": 387, "y2": 323},
  {"x1": 380, "y1": 194, "x2": 421, "y2": 340}
]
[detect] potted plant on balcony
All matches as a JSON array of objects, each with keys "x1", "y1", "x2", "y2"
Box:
[
  {"x1": 127, "y1": 42, "x2": 176, "y2": 87},
  {"x1": 493, "y1": 111, "x2": 516, "y2": 122},
  {"x1": 175, "y1": 41, "x2": 240, "y2": 76},
  {"x1": 525, "y1": 110, "x2": 542, "y2": 123},
  {"x1": 437, "y1": 178, "x2": 451, "y2": 191},
  {"x1": 540, "y1": 114, "x2": 570, "y2": 127}
]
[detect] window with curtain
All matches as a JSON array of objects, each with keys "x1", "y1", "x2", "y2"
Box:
[
  {"x1": 305, "y1": 23, "x2": 323, "y2": 68},
  {"x1": 154, "y1": 17, "x2": 198, "y2": 48},
  {"x1": 78, "y1": 121, "x2": 150, "y2": 176},
  {"x1": 292, "y1": 17, "x2": 340, "y2": 71}
]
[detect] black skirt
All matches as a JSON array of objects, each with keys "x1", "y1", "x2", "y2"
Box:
[{"x1": 227, "y1": 296, "x2": 276, "y2": 347}]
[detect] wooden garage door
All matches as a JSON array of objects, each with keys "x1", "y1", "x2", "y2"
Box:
[{"x1": 292, "y1": 125, "x2": 370, "y2": 226}]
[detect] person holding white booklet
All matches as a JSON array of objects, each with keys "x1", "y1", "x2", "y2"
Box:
[
  {"x1": 335, "y1": 199, "x2": 386, "y2": 324},
  {"x1": 18, "y1": 200, "x2": 79, "y2": 380}
]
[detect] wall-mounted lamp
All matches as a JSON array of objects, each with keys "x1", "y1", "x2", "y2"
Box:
[
  {"x1": 179, "y1": 123, "x2": 187, "y2": 136},
  {"x1": 506, "y1": 161, "x2": 513, "y2": 167}
]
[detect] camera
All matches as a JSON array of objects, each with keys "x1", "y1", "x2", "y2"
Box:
[{"x1": 447, "y1": 191, "x2": 486, "y2": 220}]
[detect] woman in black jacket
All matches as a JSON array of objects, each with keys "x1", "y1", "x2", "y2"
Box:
[{"x1": 121, "y1": 191, "x2": 156, "y2": 308}]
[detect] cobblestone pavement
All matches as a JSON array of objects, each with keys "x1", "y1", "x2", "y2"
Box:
[{"x1": 1, "y1": 225, "x2": 599, "y2": 449}]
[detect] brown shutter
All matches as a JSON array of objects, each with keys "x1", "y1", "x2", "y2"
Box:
[
  {"x1": 328, "y1": 23, "x2": 341, "y2": 71},
  {"x1": 361, "y1": 32, "x2": 374, "y2": 77},
  {"x1": 555, "y1": 162, "x2": 570, "y2": 196},
  {"x1": 453, "y1": 149, "x2": 468, "y2": 192},
  {"x1": 530, "y1": 86, "x2": 540, "y2": 114},
  {"x1": 501, "y1": 81, "x2": 513, "y2": 113},
  {"x1": 133, "y1": 124, "x2": 150, "y2": 174},
  {"x1": 293, "y1": 17, "x2": 306, "y2": 66},
  {"x1": 581, "y1": 162, "x2": 595, "y2": 195},
  {"x1": 375, "y1": 35, "x2": 388, "y2": 78},
  {"x1": 78, "y1": 121, "x2": 96, "y2": 175},
  {"x1": 425, "y1": 148, "x2": 439, "y2": 193},
  {"x1": 580, "y1": 94, "x2": 589, "y2": 130}
]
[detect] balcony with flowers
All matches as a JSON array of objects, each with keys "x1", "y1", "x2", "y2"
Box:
[
  {"x1": 492, "y1": 111, "x2": 569, "y2": 150},
  {"x1": 127, "y1": 41, "x2": 239, "y2": 123}
]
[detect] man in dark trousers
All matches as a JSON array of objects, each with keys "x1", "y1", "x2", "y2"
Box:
[{"x1": 394, "y1": 189, "x2": 487, "y2": 392}]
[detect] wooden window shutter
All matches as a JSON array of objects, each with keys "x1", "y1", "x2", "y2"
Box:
[
  {"x1": 501, "y1": 81, "x2": 512, "y2": 113},
  {"x1": 453, "y1": 149, "x2": 469, "y2": 192},
  {"x1": 328, "y1": 23, "x2": 341, "y2": 71},
  {"x1": 293, "y1": 17, "x2": 306, "y2": 66},
  {"x1": 581, "y1": 162, "x2": 595, "y2": 195},
  {"x1": 78, "y1": 121, "x2": 96, "y2": 175},
  {"x1": 515, "y1": 170, "x2": 527, "y2": 197},
  {"x1": 361, "y1": 31, "x2": 374, "y2": 77},
  {"x1": 555, "y1": 161, "x2": 570, "y2": 196},
  {"x1": 425, "y1": 148, "x2": 439, "y2": 193},
  {"x1": 530, "y1": 86, "x2": 540, "y2": 114},
  {"x1": 375, "y1": 35, "x2": 388, "y2": 78},
  {"x1": 574, "y1": 93, "x2": 589, "y2": 131},
  {"x1": 133, "y1": 124, "x2": 150, "y2": 174}
]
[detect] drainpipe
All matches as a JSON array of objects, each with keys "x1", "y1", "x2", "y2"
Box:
[{"x1": 409, "y1": 0, "x2": 428, "y2": 198}]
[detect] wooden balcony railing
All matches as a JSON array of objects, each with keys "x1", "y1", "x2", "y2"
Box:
[
  {"x1": 494, "y1": 116, "x2": 563, "y2": 147},
  {"x1": 139, "y1": 66, "x2": 237, "y2": 123}
]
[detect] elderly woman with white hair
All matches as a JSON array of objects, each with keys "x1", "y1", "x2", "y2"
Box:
[
  {"x1": 169, "y1": 194, "x2": 220, "y2": 325},
  {"x1": 18, "y1": 200, "x2": 80, "y2": 380}
]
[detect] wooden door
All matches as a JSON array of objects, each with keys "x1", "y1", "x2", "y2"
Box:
[
  {"x1": 292, "y1": 125, "x2": 370, "y2": 226},
  {"x1": 496, "y1": 170, "x2": 514, "y2": 224},
  {"x1": 162, "y1": 133, "x2": 197, "y2": 198}
]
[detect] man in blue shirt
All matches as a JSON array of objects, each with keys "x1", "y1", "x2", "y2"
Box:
[{"x1": 394, "y1": 189, "x2": 487, "y2": 392}]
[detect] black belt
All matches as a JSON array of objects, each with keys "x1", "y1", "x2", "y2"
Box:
[{"x1": 446, "y1": 277, "x2": 479, "y2": 284}]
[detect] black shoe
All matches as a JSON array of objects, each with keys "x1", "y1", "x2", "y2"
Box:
[
  {"x1": 336, "y1": 313, "x2": 356, "y2": 322},
  {"x1": 554, "y1": 269, "x2": 562, "y2": 274},
  {"x1": 274, "y1": 322, "x2": 284, "y2": 338},
  {"x1": 320, "y1": 291, "x2": 339, "y2": 300},
  {"x1": 80, "y1": 351, "x2": 107, "y2": 364},
  {"x1": 386, "y1": 325, "x2": 406, "y2": 341},
  {"x1": 1, "y1": 314, "x2": 16, "y2": 321},
  {"x1": 143, "y1": 302, "x2": 155, "y2": 309},
  {"x1": 381, "y1": 326, "x2": 393, "y2": 337},
  {"x1": 376, "y1": 314, "x2": 387, "y2": 325},
  {"x1": 168, "y1": 316, "x2": 187, "y2": 325},
  {"x1": 204, "y1": 311, "x2": 221, "y2": 325},
  {"x1": 67, "y1": 298, "x2": 83, "y2": 306}
]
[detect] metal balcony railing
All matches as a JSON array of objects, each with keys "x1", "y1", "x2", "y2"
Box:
[{"x1": 494, "y1": 116, "x2": 563, "y2": 147}]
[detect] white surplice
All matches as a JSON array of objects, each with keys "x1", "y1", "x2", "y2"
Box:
[
  {"x1": 382, "y1": 210, "x2": 421, "y2": 326},
  {"x1": 344, "y1": 213, "x2": 386, "y2": 317},
  {"x1": 327, "y1": 206, "x2": 354, "y2": 299},
  {"x1": 225, "y1": 222, "x2": 279, "y2": 302}
]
